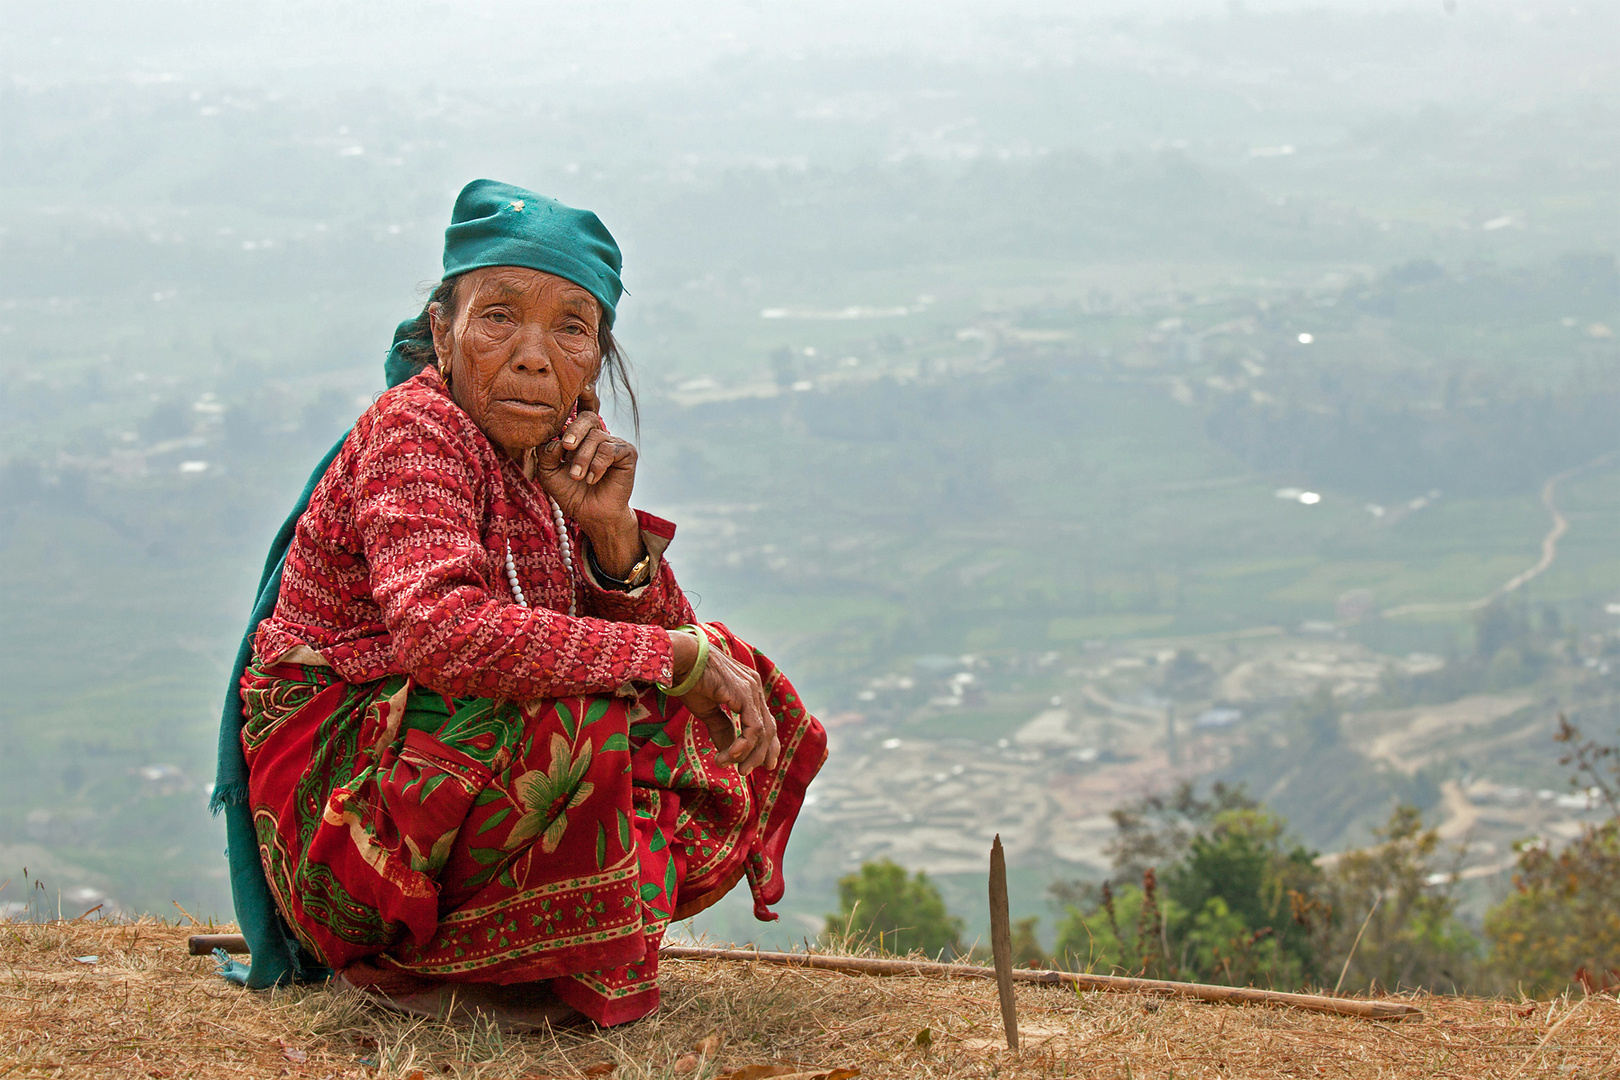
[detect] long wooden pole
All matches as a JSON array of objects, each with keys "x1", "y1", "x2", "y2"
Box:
[
  {"x1": 987, "y1": 835, "x2": 1019, "y2": 1051},
  {"x1": 187, "y1": 934, "x2": 1421, "y2": 1021},
  {"x1": 656, "y1": 946, "x2": 1422, "y2": 1022}
]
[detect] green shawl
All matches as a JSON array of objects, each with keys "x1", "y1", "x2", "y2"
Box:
[{"x1": 209, "y1": 338, "x2": 423, "y2": 988}]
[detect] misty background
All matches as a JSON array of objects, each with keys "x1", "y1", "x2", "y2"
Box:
[{"x1": 1, "y1": 1, "x2": 1615, "y2": 947}]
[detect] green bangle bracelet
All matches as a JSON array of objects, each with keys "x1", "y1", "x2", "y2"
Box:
[{"x1": 659, "y1": 624, "x2": 709, "y2": 697}]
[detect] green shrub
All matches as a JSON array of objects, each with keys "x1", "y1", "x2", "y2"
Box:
[
  {"x1": 1484, "y1": 717, "x2": 1620, "y2": 995},
  {"x1": 825, "y1": 858, "x2": 964, "y2": 958}
]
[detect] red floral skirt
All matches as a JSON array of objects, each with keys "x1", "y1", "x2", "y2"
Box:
[{"x1": 240, "y1": 622, "x2": 825, "y2": 1025}]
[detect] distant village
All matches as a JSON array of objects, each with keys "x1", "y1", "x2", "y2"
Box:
[{"x1": 795, "y1": 628, "x2": 1614, "y2": 930}]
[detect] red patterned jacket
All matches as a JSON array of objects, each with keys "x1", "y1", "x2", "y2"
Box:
[{"x1": 255, "y1": 369, "x2": 692, "y2": 699}]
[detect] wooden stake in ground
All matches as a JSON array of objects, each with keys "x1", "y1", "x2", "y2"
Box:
[
  {"x1": 1335, "y1": 893, "x2": 1382, "y2": 995},
  {"x1": 988, "y1": 833, "x2": 1019, "y2": 1052},
  {"x1": 188, "y1": 936, "x2": 1424, "y2": 1022}
]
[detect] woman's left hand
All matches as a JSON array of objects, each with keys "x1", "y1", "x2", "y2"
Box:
[
  {"x1": 675, "y1": 643, "x2": 780, "y2": 776},
  {"x1": 534, "y1": 411, "x2": 643, "y2": 573}
]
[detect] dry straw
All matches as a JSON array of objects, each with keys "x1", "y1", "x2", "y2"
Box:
[{"x1": 4, "y1": 917, "x2": 1617, "y2": 1079}]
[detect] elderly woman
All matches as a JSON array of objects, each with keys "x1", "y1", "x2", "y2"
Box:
[{"x1": 211, "y1": 180, "x2": 825, "y2": 1029}]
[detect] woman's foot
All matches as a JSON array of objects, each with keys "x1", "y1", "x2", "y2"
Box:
[{"x1": 335, "y1": 959, "x2": 584, "y2": 1033}]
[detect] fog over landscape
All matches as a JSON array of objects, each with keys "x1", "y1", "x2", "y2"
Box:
[{"x1": 1, "y1": 0, "x2": 1615, "y2": 964}]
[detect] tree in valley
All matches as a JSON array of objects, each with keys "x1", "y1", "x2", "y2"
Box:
[
  {"x1": 825, "y1": 858, "x2": 964, "y2": 959},
  {"x1": 1485, "y1": 716, "x2": 1620, "y2": 995},
  {"x1": 1322, "y1": 805, "x2": 1478, "y2": 994},
  {"x1": 1053, "y1": 783, "x2": 1329, "y2": 987},
  {"x1": 1054, "y1": 782, "x2": 1480, "y2": 991}
]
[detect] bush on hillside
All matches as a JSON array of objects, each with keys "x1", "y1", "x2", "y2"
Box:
[
  {"x1": 1485, "y1": 717, "x2": 1620, "y2": 995},
  {"x1": 1055, "y1": 780, "x2": 1479, "y2": 992},
  {"x1": 1323, "y1": 804, "x2": 1479, "y2": 994},
  {"x1": 1055, "y1": 801, "x2": 1327, "y2": 987},
  {"x1": 1486, "y1": 820, "x2": 1620, "y2": 994},
  {"x1": 825, "y1": 858, "x2": 964, "y2": 959}
]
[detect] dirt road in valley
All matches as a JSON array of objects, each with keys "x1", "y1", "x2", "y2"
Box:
[
  {"x1": 1382, "y1": 449, "x2": 1617, "y2": 619},
  {"x1": 1354, "y1": 692, "x2": 1536, "y2": 775}
]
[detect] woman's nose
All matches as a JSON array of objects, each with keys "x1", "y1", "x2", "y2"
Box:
[{"x1": 510, "y1": 326, "x2": 554, "y2": 373}]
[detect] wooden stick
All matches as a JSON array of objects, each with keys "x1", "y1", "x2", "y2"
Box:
[
  {"x1": 186, "y1": 934, "x2": 1423, "y2": 1021},
  {"x1": 188, "y1": 934, "x2": 248, "y2": 955},
  {"x1": 659, "y1": 946, "x2": 1423, "y2": 1022},
  {"x1": 1335, "y1": 893, "x2": 1382, "y2": 994},
  {"x1": 987, "y1": 835, "x2": 1019, "y2": 1051}
]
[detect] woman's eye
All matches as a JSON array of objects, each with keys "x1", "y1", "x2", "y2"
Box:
[{"x1": 484, "y1": 309, "x2": 511, "y2": 324}]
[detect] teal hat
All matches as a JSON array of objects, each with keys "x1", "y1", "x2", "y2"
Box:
[{"x1": 442, "y1": 179, "x2": 623, "y2": 328}]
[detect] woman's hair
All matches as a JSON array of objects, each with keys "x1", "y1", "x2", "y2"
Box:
[{"x1": 393, "y1": 274, "x2": 640, "y2": 435}]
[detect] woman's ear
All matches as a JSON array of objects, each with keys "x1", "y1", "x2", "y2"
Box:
[
  {"x1": 579, "y1": 380, "x2": 602, "y2": 414},
  {"x1": 428, "y1": 302, "x2": 451, "y2": 369}
]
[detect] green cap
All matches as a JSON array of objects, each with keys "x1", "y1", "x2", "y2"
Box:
[{"x1": 442, "y1": 179, "x2": 623, "y2": 328}]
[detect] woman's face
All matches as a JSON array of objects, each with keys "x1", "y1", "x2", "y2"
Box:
[{"x1": 430, "y1": 266, "x2": 602, "y2": 460}]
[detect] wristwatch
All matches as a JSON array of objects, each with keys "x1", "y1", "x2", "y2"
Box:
[{"x1": 586, "y1": 541, "x2": 654, "y2": 591}]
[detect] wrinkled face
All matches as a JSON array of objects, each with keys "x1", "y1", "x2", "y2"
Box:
[{"x1": 430, "y1": 266, "x2": 602, "y2": 459}]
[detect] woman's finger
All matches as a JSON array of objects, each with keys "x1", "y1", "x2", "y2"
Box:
[
  {"x1": 578, "y1": 383, "x2": 602, "y2": 415},
  {"x1": 743, "y1": 667, "x2": 776, "y2": 771},
  {"x1": 563, "y1": 429, "x2": 634, "y2": 485},
  {"x1": 714, "y1": 675, "x2": 758, "y2": 766},
  {"x1": 735, "y1": 695, "x2": 771, "y2": 774},
  {"x1": 699, "y1": 711, "x2": 735, "y2": 756},
  {"x1": 722, "y1": 700, "x2": 758, "y2": 769},
  {"x1": 752, "y1": 674, "x2": 779, "y2": 771},
  {"x1": 717, "y1": 708, "x2": 748, "y2": 766},
  {"x1": 582, "y1": 437, "x2": 634, "y2": 485},
  {"x1": 733, "y1": 717, "x2": 763, "y2": 773},
  {"x1": 560, "y1": 410, "x2": 600, "y2": 450},
  {"x1": 727, "y1": 666, "x2": 772, "y2": 774},
  {"x1": 535, "y1": 438, "x2": 569, "y2": 474},
  {"x1": 565, "y1": 428, "x2": 606, "y2": 479},
  {"x1": 754, "y1": 676, "x2": 781, "y2": 771},
  {"x1": 703, "y1": 652, "x2": 760, "y2": 767}
]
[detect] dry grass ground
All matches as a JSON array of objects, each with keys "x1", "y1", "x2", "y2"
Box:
[{"x1": 3, "y1": 919, "x2": 1617, "y2": 1079}]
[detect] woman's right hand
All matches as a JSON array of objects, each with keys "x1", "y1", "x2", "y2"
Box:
[{"x1": 666, "y1": 631, "x2": 779, "y2": 775}]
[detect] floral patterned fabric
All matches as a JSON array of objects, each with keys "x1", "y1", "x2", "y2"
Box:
[{"x1": 241, "y1": 621, "x2": 825, "y2": 1026}]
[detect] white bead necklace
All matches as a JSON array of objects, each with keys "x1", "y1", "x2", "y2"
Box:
[{"x1": 504, "y1": 495, "x2": 576, "y2": 616}]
